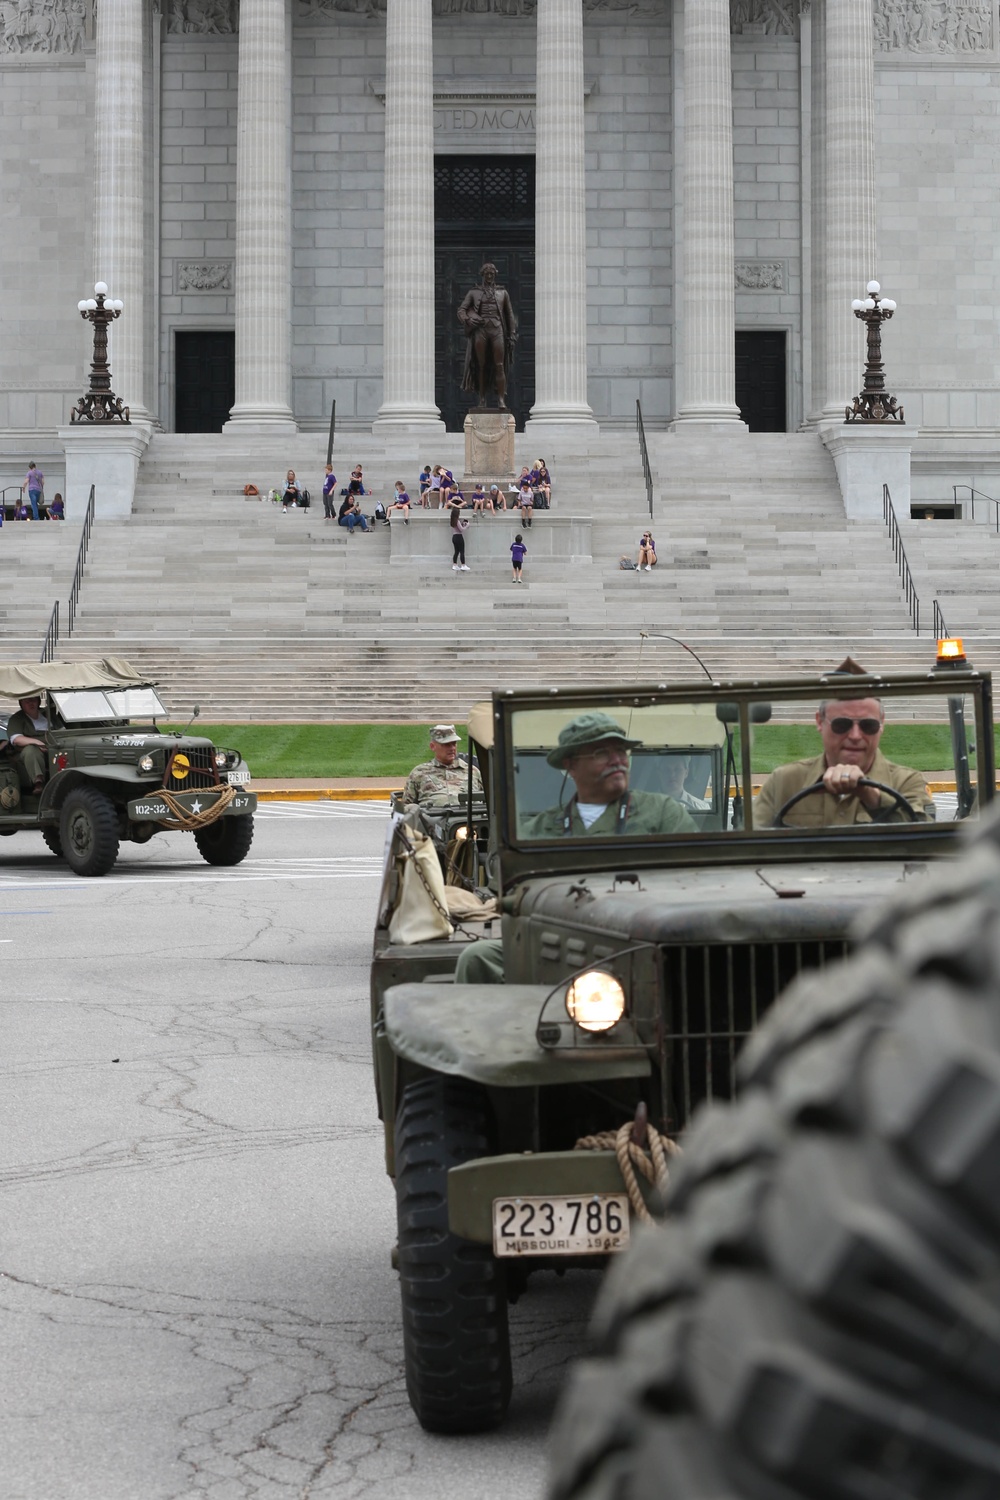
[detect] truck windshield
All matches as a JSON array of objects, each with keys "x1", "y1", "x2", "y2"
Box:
[
  {"x1": 51, "y1": 688, "x2": 167, "y2": 724},
  {"x1": 509, "y1": 691, "x2": 978, "y2": 842}
]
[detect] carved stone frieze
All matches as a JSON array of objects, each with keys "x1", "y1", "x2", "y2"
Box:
[
  {"x1": 176, "y1": 261, "x2": 234, "y2": 292},
  {"x1": 730, "y1": 0, "x2": 798, "y2": 37},
  {"x1": 0, "y1": 0, "x2": 87, "y2": 56},
  {"x1": 735, "y1": 261, "x2": 785, "y2": 291},
  {"x1": 166, "y1": 0, "x2": 237, "y2": 35},
  {"x1": 298, "y1": 0, "x2": 666, "y2": 18},
  {"x1": 874, "y1": 0, "x2": 994, "y2": 54}
]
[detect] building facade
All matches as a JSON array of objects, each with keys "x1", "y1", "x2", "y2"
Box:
[{"x1": 2, "y1": 0, "x2": 999, "y2": 462}]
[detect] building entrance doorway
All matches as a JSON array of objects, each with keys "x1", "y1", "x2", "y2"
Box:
[
  {"x1": 434, "y1": 155, "x2": 535, "y2": 433},
  {"x1": 735, "y1": 331, "x2": 787, "y2": 432},
  {"x1": 175, "y1": 331, "x2": 235, "y2": 433}
]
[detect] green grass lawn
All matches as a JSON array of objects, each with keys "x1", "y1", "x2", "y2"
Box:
[
  {"x1": 166, "y1": 724, "x2": 472, "y2": 779},
  {"x1": 168, "y1": 722, "x2": 978, "y2": 779}
]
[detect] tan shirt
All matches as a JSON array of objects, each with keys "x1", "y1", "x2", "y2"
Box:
[{"x1": 755, "y1": 749, "x2": 935, "y2": 829}]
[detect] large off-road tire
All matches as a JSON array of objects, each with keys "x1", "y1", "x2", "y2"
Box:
[
  {"x1": 59, "y1": 787, "x2": 120, "y2": 877},
  {"x1": 549, "y1": 813, "x2": 1000, "y2": 1500},
  {"x1": 194, "y1": 814, "x2": 254, "y2": 866},
  {"x1": 41, "y1": 827, "x2": 64, "y2": 858},
  {"x1": 395, "y1": 1073, "x2": 512, "y2": 1433}
]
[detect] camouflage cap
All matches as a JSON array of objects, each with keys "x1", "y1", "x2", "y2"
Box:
[
  {"x1": 430, "y1": 724, "x2": 460, "y2": 745},
  {"x1": 546, "y1": 712, "x2": 642, "y2": 768}
]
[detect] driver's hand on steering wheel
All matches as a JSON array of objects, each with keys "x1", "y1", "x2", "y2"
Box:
[{"x1": 822, "y1": 762, "x2": 881, "y2": 813}]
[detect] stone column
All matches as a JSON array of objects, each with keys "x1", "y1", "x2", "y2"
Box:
[
  {"x1": 804, "y1": 0, "x2": 827, "y2": 423},
  {"x1": 93, "y1": 0, "x2": 149, "y2": 421},
  {"x1": 527, "y1": 0, "x2": 597, "y2": 433},
  {"x1": 225, "y1": 0, "x2": 296, "y2": 433},
  {"x1": 674, "y1": 0, "x2": 742, "y2": 425},
  {"x1": 822, "y1": 0, "x2": 876, "y2": 421},
  {"x1": 373, "y1": 0, "x2": 443, "y2": 431}
]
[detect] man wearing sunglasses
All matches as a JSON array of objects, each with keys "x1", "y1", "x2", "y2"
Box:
[
  {"x1": 521, "y1": 712, "x2": 697, "y2": 838},
  {"x1": 756, "y1": 694, "x2": 934, "y2": 828}
]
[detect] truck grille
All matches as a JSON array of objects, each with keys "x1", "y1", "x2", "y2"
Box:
[
  {"x1": 662, "y1": 939, "x2": 849, "y2": 1130},
  {"x1": 164, "y1": 746, "x2": 220, "y2": 793}
]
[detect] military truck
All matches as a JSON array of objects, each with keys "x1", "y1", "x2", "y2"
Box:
[
  {"x1": 370, "y1": 645, "x2": 992, "y2": 1433},
  {"x1": 0, "y1": 658, "x2": 255, "y2": 875}
]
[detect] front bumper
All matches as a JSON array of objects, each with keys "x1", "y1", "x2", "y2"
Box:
[
  {"x1": 127, "y1": 788, "x2": 257, "y2": 821},
  {"x1": 447, "y1": 1149, "x2": 655, "y2": 1243}
]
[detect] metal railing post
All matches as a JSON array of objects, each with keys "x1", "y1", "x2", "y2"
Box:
[
  {"x1": 326, "y1": 399, "x2": 337, "y2": 466},
  {"x1": 882, "y1": 483, "x2": 921, "y2": 635},
  {"x1": 635, "y1": 399, "x2": 653, "y2": 519},
  {"x1": 67, "y1": 484, "x2": 96, "y2": 636},
  {"x1": 40, "y1": 601, "x2": 59, "y2": 663}
]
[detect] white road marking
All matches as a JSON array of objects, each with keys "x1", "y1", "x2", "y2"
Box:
[
  {"x1": 0, "y1": 856, "x2": 384, "y2": 891},
  {"x1": 255, "y1": 799, "x2": 389, "y2": 818}
]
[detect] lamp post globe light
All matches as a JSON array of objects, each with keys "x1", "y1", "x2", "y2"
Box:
[
  {"x1": 845, "y1": 280, "x2": 904, "y2": 424},
  {"x1": 70, "y1": 281, "x2": 130, "y2": 424}
]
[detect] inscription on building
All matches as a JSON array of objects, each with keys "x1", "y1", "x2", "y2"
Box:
[
  {"x1": 435, "y1": 104, "x2": 535, "y2": 134},
  {"x1": 299, "y1": 0, "x2": 665, "y2": 18}
]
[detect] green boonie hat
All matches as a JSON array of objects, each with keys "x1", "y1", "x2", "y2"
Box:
[{"x1": 546, "y1": 711, "x2": 642, "y2": 768}]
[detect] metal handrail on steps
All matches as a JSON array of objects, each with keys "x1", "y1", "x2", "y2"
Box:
[
  {"x1": 882, "y1": 484, "x2": 920, "y2": 635},
  {"x1": 40, "y1": 601, "x2": 59, "y2": 663},
  {"x1": 635, "y1": 400, "x2": 653, "y2": 519},
  {"x1": 326, "y1": 399, "x2": 337, "y2": 465},
  {"x1": 932, "y1": 599, "x2": 949, "y2": 640},
  {"x1": 67, "y1": 484, "x2": 96, "y2": 636},
  {"x1": 953, "y1": 484, "x2": 1000, "y2": 533}
]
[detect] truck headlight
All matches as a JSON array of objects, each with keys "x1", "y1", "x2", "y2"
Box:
[
  {"x1": 214, "y1": 750, "x2": 228, "y2": 768},
  {"x1": 565, "y1": 971, "x2": 626, "y2": 1033},
  {"x1": 138, "y1": 753, "x2": 154, "y2": 772}
]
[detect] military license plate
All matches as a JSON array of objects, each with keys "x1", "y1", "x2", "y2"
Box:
[
  {"x1": 226, "y1": 770, "x2": 251, "y2": 785},
  {"x1": 492, "y1": 1194, "x2": 629, "y2": 1257}
]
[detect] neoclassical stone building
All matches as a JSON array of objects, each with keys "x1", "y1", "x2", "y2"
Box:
[{"x1": 2, "y1": 0, "x2": 999, "y2": 467}]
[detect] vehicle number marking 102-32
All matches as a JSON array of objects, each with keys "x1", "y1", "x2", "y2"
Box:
[{"x1": 492, "y1": 1193, "x2": 629, "y2": 1257}]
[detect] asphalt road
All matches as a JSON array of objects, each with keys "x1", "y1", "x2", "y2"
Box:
[{"x1": 0, "y1": 801, "x2": 596, "y2": 1500}]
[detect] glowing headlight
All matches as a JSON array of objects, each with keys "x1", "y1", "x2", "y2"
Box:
[
  {"x1": 138, "y1": 753, "x2": 154, "y2": 772},
  {"x1": 214, "y1": 750, "x2": 227, "y2": 768},
  {"x1": 565, "y1": 971, "x2": 626, "y2": 1033}
]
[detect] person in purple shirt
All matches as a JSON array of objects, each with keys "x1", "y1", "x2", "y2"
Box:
[
  {"x1": 510, "y1": 533, "x2": 527, "y2": 583},
  {"x1": 322, "y1": 464, "x2": 337, "y2": 519},
  {"x1": 391, "y1": 481, "x2": 411, "y2": 524},
  {"x1": 21, "y1": 462, "x2": 44, "y2": 521}
]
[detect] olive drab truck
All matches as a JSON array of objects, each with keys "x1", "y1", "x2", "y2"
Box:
[
  {"x1": 370, "y1": 644, "x2": 992, "y2": 1432},
  {"x1": 0, "y1": 658, "x2": 255, "y2": 876}
]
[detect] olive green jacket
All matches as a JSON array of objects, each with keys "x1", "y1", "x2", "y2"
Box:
[{"x1": 521, "y1": 789, "x2": 697, "y2": 838}]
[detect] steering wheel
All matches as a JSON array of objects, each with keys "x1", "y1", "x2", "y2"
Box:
[{"x1": 773, "y1": 777, "x2": 920, "y2": 828}]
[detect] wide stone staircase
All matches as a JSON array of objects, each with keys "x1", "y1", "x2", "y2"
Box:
[{"x1": 4, "y1": 427, "x2": 999, "y2": 720}]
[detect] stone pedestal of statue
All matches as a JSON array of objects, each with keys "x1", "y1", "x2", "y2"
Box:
[{"x1": 463, "y1": 409, "x2": 516, "y2": 486}]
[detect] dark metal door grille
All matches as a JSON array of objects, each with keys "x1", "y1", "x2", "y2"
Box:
[{"x1": 662, "y1": 939, "x2": 849, "y2": 1130}]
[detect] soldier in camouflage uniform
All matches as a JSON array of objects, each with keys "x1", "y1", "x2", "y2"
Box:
[{"x1": 402, "y1": 724, "x2": 483, "y2": 808}]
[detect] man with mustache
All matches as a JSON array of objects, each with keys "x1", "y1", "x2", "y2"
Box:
[{"x1": 522, "y1": 712, "x2": 696, "y2": 838}]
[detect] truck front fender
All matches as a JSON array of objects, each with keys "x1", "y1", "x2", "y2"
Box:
[{"x1": 383, "y1": 982, "x2": 650, "y2": 1088}]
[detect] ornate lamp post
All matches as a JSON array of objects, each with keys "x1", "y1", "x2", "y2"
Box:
[
  {"x1": 845, "y1": 280, "x2": 904, "y2": 423},
  {"x1": 70, "y1": 281, "x2": 130, "y2": 423}
]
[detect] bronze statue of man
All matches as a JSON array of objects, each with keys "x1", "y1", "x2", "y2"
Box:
[{"x1": 458, "y1": 262, "x2": 518, "y2": 410}]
